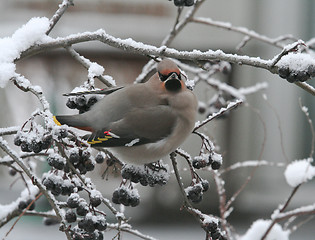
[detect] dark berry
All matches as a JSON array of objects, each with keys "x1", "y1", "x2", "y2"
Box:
[
  {"x1": 95, "y1": 153, "x2": 105, "y2": 164},
  {"x1": 65, "y1": 209, "x2": 77, "y2": 223},
  {"x1": 78, "y1": 163, "x2": 87, "y2": 174},
  {"x1": 58, "y1": 128, "x2": 68, "y2": 139},
  {"x1": 76, "y1": 202, "x2": 89, "y2": 216},
  {"x1": 51, "y1": 182, "x2": 62, "y2": 196},
  {"x1": 211, "y1": 161, "x2": 222, "y2": 170},
  {"x1": 186, "y1": 185, "x2": 203, "y2": 203},
  {"x1": 90, "y1": 196, "x2": 102, "y2": 208},
  {"x1": 20, "y1": 141, "x2": 31, "y2": 152},
  {"x1": 278, "y1": 67, "x2": 290, "y2": 79},
  {"x1": 42, "y1": 177, "x2": 54, "y2": 190},
  {"x1": 112, "y1": 190, "x2": 120, "y2": 204},
  {"x1": 95, "y1": 218, "x2": 107, "y2": 231},
  {"x1": 67, "y1": 194, "x2": 80, "y2": 208},
  {"x1": 18, "y1": 200, "x2": 27, "y2": 210},
  {"x1": 192, "y1": 158, "x2": 207, "y2": 169},
  {"x1": 76, "y1": 95, "x2": 87, "y2": 108},
  {"x1": 201, "y1": 180, "x2": 209, "y2": 192},
  {"x1": 66, "y1": 98, "x2": 77, "y2": 109},
  {"x1": 69, "y1": 151, "x2": 80, "y2": 164},
  {"x1": 87, "y1": 96, "x2": 98, "y2": 107},
  {"x1": 185, "y1": 0, "x2": 194, "y2": 6},
  {"x1": 174, "y1": 0, "x2": 185, "y2": 6},
  {"x1": 84, "y1": 159, "x2": 95, "y2": 172},
  {"x1": 14, "y1": 135, "x2": 22, "y2": 146},
  {"x1": 206, "y1": 221, "x2": 218, "y2": 232},
  {"x1": 42, "y1": 134, "x2": 52, "y2": 149},
  {"x1": 81, "y1": 150, "x2": 91, "y2": 161},
  {"x1": 31, "y1": 139, "x2": 42, "y2": 153},
  {"x1": 82, "y1": 218, "x2": 95, "y2": 232},
  {"x1": 211, "y1": 229, "x2": 221, "y2": 239},
  {"x1": 130, "y1": 196, "x2": 140, "y2": 207},
  {"x1": 9, "y1": 168, "x2": 17, "y2": 176}
]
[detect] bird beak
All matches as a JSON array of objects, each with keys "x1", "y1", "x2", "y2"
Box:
[{"x1": 164, "y1": 73, "x2": 182, "y2": 92}]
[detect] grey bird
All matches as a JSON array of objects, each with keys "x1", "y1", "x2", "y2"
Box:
[{"x1": 53, "y1": 58, "x2": 198, "y2": 165}]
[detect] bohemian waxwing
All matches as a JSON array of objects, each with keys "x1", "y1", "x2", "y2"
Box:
[{"x1": 53, "y1": 58, "x2": 198, "y2": 165}]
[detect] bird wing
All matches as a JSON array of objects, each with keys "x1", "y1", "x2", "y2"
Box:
[
  {"x1": 87, "y1": 105, "x2": 177, "y2": 147},
  {"x1": 63, "y1": 86, "x2": 124, "y2": 96}
]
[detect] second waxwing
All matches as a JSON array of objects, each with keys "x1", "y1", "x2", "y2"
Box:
[{"x1": 53, "y1": 58, "x2": 198, "y2": 165}]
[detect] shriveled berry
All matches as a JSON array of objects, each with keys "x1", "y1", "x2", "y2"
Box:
[
  {"x1": 87, "y1": 96, "x2": 98, "y2": 107},
  {"x1": 76, "y1": 95, "x2": 87, "y2": 108},
  {"x1": 66, "y1": 98, "x2": 77, "y2": 109}
]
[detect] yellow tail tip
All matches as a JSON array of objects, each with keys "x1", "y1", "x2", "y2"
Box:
[{"x1": 53, "y1": 116, "x2": 62, "y2": 126}]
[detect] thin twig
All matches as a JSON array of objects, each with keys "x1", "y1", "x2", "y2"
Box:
[{"x1": 261, "y1": 185, "x2": 301, "y2": 240}]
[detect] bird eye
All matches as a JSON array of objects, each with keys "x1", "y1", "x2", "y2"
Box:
[{"x1": 158, "y1": 72, "x2": 168, "y2": 82}]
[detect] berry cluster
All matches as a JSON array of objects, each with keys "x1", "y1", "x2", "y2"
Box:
[
  {"x1": 278, "y1": 65, "x2": 315, "y2": 83},
  {"x1": 121, "y1": 163, "x2": 169, "y2": 187},
  {"x1": 14, "y1": 131, "x2": 52, "y2": 153},
  {"x1": 65, "y1": 193, "x2": 106, "y2": 239},
  {"x1": 47, "y1": 153, "x2": 66, "y2": 170},
  {"x1": 42, "y1": 173, "x2": 76, "y2": 196},
  {"x1": 185, "y1": 180, "x2": 209, "y2": 203},
  {"x1": 68, "y1": 148, "x2": 95, "y2": 174},
  {"x1": 78, "y1": 214, "x2": 107, "y2": 233},
  {"x1": 173, "y1": 0, "x2": 195, "y2": 7},
  {"x1": 66, "y1": 95, "x2": 99, "y2": 114},
  {"x1": 71, "y1": 227, "x2": 104, "y2": 240},
  {"x1": 204, "y1": 221, "x2": 227, "y2": 240},
  {"x1": 192, "y1": 153, "x2": 222, "y2": 170},
  {"x1": 18, "y1": 198, "x2": 35, "y2": 211},
  {"x1": 112, "y1": 186, "x2": 140, "y2": 207}
]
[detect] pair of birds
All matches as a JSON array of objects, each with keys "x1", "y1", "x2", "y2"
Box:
[{"x1": 54, "y1": 59, "x2": 198, "y2": 165}]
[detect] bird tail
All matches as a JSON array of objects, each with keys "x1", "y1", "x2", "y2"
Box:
[{"x1": 53, "y1": 115, "x2": 93, "y2": 132}]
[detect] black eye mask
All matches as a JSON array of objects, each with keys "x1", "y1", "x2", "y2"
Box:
[{"x1": 158, "y1": 72, "x2": 181, "y2": 82}]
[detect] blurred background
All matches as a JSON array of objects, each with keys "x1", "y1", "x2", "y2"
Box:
[{"x1": 0, "y1": 0, "x2": 314, "y2": 239}]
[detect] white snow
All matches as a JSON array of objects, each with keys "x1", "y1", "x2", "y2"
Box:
[
  {"x1": 276, "y1": 52, "x2": 315, "y2": 73},
  {"x1": 88, "y1": 62, "x2": 104, "y2": 79},
  {"x1": 284, "y1": 158, "x2": 315, "y2": 187},
  {"x1": 0, "y1": 17, "x2": 50, "y2": 88},
  {"x1": 240, "y1": 219, "x2": 289, "y2": 240}
]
